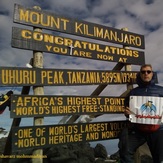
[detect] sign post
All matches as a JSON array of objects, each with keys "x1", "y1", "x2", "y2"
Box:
[
  {"x1": 32, "y1": 6, "x2": 44, "y2": 163},
  {"x1": 2, "y1": 4, "x2": 147, "y2": 162}
]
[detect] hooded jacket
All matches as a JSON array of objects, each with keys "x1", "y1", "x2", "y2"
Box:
[
  {"x1": 126, "y1": 72, "x2": 163, "y2": 132},
  {"x1": 130, "y1": 72, "x2": 163, "y2": 97}
]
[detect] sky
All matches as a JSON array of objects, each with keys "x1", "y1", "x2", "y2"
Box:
[{"x1": 0, "y1": 0, "x2": 163, "y2": 155}]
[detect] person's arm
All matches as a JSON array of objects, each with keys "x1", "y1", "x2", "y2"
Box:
[
  {"x1": 124, "y1": 107, "x2": 132, "y2": 118},
  {"x1": 124, "y1": 94, "x2": 132, "y2": 118}
]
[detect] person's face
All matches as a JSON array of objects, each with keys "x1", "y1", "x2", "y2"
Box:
[{"x1": 140, "y1": 66, "x2": 153, "y2": 82}]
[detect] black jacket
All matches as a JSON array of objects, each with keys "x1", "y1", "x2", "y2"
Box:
[
  {"x1": 125, "y1": 72, "x2": 163, "y2": 106},
  {"x1": 125, "y1": 72, "x2": 163, "y2": 131}
]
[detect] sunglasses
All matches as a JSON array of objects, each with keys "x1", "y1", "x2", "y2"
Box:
[{"x1": 141, "y1": 70, "x2": 152, "y2": 74}]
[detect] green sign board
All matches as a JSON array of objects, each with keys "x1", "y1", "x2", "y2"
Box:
[
  {"x1": 12, "y1": 27, "x2": 145, "y2": 65},
  {"x1": 12, "y1": 121, "x2": 129, "y2": 150},
  {"x1": 0, "y1": 67, "x2": 138, "y2": 86},
  {"x1": 13, "y1": 4, "x2": 145, "y2": 49},
  {"x1": 10, "y1": 95, "x2": 125, "y2": 118}
]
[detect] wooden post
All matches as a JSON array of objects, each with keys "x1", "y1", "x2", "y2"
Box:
[{"x1": 32, "y1": 6, "x2": 44, "y2": 163}]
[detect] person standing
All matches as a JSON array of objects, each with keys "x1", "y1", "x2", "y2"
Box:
[{"x1": 119, "y1": 64, "x2": 163, "y2": 163}]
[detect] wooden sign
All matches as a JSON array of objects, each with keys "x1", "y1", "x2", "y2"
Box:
[
  {"x1": 12, "y1": 27, "x2": 145, "y2": 65},
  {"x1": 12, "y1": 121, "x2": 129, "y2": 150},
  {"x1": 0, "y1": 67, "x2": 138, "y2": 86},
  {"x1": 13, "y1": 4, "x2": 145, "y2": 49},
  {"x1": 10, "y1": 95, "x2": 125, "y2": 118}
]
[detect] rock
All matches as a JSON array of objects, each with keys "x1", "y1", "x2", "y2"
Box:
[
  {"x1": 109, "y1": 150, "x2": 119, "y2": 160},
  {"x1": 0, "y1": 137, "x2": 7, "y2": 154},
  {"x1": 45, "y1": 144, "x2": 77, "y2": 163},
  {"x1": 0, "y1": 137, "x2": 7, "y2": 163},
  {"x1": 46, "y1": 142, "x2": 95, "y2": 163},
  {"x1": 94, "y1": 143, "x2": 107, "y2": 159},
  {"x1": 95, "y1": 158, "x2": 106, "y2": 163},
  {"x1": 0, "y1": 136, "x2": 153, "y2": 163},
  {"x1": 134, "y1": 143, "x2": 153, "y2": 163},
  {"x1": 140, "y1": 155, "x2": 153, "y2": 163}
]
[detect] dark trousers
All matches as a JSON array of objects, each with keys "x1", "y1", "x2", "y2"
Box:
[{"x1": 119, "y1": 127, "x2": 163, "y2": 163}]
